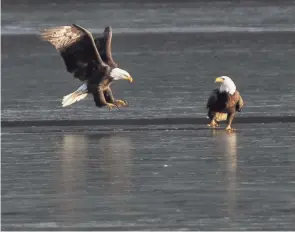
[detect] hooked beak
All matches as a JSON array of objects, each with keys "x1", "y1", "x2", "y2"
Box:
[
  {"x1": 215, "y1": 77, "x2": 224, "y2": 83},
  {"x1": 124, "y1": 75, "x2": 133, "y2": 83}
]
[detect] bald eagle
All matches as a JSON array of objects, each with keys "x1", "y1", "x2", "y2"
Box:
[
  {"x1": 40, "y1": 24, "x2": 133, "y2": 110},
  {"x1": 206, "y1": 76, "x2": 244, "y2": 131}
]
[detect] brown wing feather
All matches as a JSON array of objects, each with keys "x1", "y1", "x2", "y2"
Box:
[
  {"x1": 236, "y1": 92, "x2": 244, "y2": 112},
  {"x1": 94, "y1": 26, "x2": 118, "y2": 68},
  {"x1": 40, "y1": 25, "x2": 84, "y2": 51},
  {"x1": 40, "y1": 24, "x2": 107, "y2": 82},
  {"x1": 226, "y1": 91, "x2": 240, "y2": 109},
  {"x1": 206, "y1": 89, "x2": 227, "y2": 110},
  {"x1": 102, "y1": 26, "x2": 118, "y2": 68}
]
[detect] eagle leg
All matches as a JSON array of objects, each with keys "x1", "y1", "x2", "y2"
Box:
[
  {"x1": 95, "y1": 87, "x2": 118, "y2": 110},
  {"x1": 104, "y1": 88, "x2": 128, "y2": 108},
  {"x1": 225, "y1": 113, "x2": 235, "y2": 131}
]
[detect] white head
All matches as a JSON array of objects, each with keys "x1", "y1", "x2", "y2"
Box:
[
  {"x1": 215, "y1": 76, "x2": 236, "y2": 95},
  {"x1": 110, "y1": 68, "x2": 133, "y2": 83}
]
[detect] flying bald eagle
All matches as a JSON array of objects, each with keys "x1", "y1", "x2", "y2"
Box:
[
  {"x1": 40, "y1": 24, "x2": 133, "y2": 110},
  {"x1": 206, "y1": 76, "x2": 244, "y2": 131}
]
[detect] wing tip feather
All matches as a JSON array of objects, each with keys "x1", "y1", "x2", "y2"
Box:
[{"x1": 39, "y1": 25, "x2": 85, "y2": 50}]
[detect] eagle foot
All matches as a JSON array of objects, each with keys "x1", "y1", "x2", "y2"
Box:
[
  {"x1": 114, "y1": 99, "x2": 128, "y2": 107},
  {"x1": 207, "y1": 120, "x2": 219, "y2": 128},
  {"x1": 225, "y1": 125, "x2": 235, "y2": 132},
  {"x1": 106, "y1": 103, "x2": 117, "y2": 110}
]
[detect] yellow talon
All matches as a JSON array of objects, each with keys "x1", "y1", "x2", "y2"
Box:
[
  {"x1": 106, "y1": 103, "x2": 116, "y2": 110},
  {"x1": 208, "y1": 120, "x2": 219, "y2": 128},
  {"x1": 115, "y1": 100, "x2": 128, "y2": 107},
  {"x1": 225, "y1": 125, "x2": 235, "y2": 132}
]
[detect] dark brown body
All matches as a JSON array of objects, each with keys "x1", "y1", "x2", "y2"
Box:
[
  {"x1": 86, "y1": 67, "x2": 116, "y2": 107},
  {"x1": 207, "y1": 89, "x2": 244, "y2": 129}
]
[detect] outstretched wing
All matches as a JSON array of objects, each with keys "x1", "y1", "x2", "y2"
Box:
[
  {"x1": 40, "y1": 24, "x2": 107, "y2": 81},
  {"x1": 94, "y1": 26, "x2": 118, "y2": 68}
]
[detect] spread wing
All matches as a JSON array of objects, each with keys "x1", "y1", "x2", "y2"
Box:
[
  {"x1": 40, "y1": 24, "x2": 107, "y2": 81},
  {"x1": 94, "y1": 26, "x2": 118, "y2": 68}
]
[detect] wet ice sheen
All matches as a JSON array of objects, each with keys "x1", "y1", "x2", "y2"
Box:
[{"x1": 2, "y1": 123, "x2": 295, "y2": 230}]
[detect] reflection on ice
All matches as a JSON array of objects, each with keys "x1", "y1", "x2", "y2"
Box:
[
  {"x1": 96, "y1": 134, "x2": 134, "y2": 195},
  {"x1": 212, "y1": 130, "x2": 237, "y2": 220},
  {"x1": 55, "y1": 133, "x2": 134, "y2": 224}
]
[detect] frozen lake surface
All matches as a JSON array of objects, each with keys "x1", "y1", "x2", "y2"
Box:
[{"x1": 2, "y1": 0, "x2": 295, "y2": 230}]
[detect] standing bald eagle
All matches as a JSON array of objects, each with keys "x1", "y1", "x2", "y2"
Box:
[
  {"x1": 40, "y1": 24, "x2": 133, "y2": 110},
  {"x1": 206, "y1": 76, "x2": 244, "y2": 131}
]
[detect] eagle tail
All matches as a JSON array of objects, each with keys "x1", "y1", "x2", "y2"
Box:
[{"x1": 62, "y1": 83, "x2": 88, "y2": 107}]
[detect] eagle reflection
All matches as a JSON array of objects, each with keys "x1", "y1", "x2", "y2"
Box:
[
  {"x1": 56, "y1": 133, "x2": 134, "y2": 223},
  {"x1": 212, "y1": 130, "x2": 238, "y2": 220},
  {"x1": 93, "y1": 133, "x2": 134, "y2": 195},
  {"x1": 55, "y1": 134, "x2": 88, "y2": 223}
]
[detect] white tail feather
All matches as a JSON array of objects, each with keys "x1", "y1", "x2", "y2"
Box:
[{"x1": 62, "y1": 83, "x2": 88, "y2": 107}]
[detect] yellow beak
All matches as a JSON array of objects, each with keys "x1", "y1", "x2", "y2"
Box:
[
  {"x1": 215, "y1": 77, "x2": 224, "y2": 83},
  {"x1": 127, "y1": 76, "x2": 133, "y2": 83}
]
